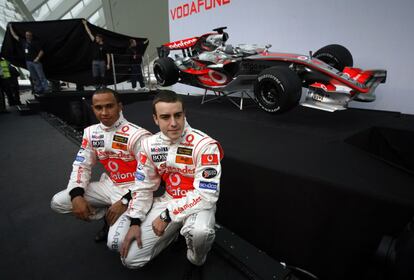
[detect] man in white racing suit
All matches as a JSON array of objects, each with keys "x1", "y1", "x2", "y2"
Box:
[
  {"x1": 51, "y1": 88, "x2": 151, "y2": 242},
  {"x1": 107, "y1": 90, "x2": 223, "y2": 277}
]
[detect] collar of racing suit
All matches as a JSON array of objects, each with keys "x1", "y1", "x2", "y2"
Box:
[
  {"x1": 159, "y1": 118, "x2": 191, "y2": 145},
  {"x1": 98, "y1": 112, "x2": 125, "y2": 132}
]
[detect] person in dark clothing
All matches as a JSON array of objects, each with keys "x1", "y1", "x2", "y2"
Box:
[
  {"x1": 83, "y1": 20, "x2": 110, "y2": 89},
  {"x1": 8, "y1": 24, "x2": 49, "y2": 94},
  {"x1": 127, "y1": 39, "x2": 147, "y2": 91}
]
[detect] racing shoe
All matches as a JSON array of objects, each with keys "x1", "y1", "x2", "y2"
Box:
[
  {"x1": 94, "y1": 220, "x2": 109, "y2": 243},
  {"x1": 182, "y1": 261, "x2": 203, "y2": 280}
]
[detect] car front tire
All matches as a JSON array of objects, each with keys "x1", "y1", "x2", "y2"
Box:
[{"x1": 254, "y1": 66, "x2": 302, "y2": 113}]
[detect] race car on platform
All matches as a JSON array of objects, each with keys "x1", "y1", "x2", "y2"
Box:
[{"x1": 153, "y1": 27, "x2": 387, "y2": 113}]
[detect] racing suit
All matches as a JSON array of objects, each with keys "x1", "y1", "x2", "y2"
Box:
[
  {"x1": 51, "y1": 113, "x2": 151, "y2": 220},
  {"x1": 107, "y1": 122, "x2": 223, "y2": 268}
]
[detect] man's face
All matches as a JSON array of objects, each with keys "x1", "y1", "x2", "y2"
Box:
[
  {"x1": 92, "y1": 92, "x2": 122, "y2": 127},
  {"x1": 153, "y1": 101, "x2": 185, "y2": 142},
  {"x1": 25, "y1": 32, "x2": 32, "y2": 41},
  {"x1": 95, "y1": 36, "x2": 103, "y2": 44}
]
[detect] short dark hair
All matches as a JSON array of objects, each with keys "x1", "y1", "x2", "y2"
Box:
[
  {"x1": 92, "y1": 87, "x2": 120, "y2": 103},
  {"x1": 152, "y1": 90, "x2": 185, "y2": 115}
]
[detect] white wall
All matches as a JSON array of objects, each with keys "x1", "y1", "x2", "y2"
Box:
[{"x1": 168, "y1": 0, "x2": 414, "y2": 114}]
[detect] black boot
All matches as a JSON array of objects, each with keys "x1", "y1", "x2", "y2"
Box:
[
  {"x1": 182, "y1": 261, "x2": 203, "y2": 280},
  {"x1": 94, "y1": 219, "x2": 109, "y2": 243}
]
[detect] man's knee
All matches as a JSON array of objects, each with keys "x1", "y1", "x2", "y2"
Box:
[
  {"x1": 189, "y1": 225, "x2": 215, "y2": 246},
  {"x1": 50, "y1": 192, "x2": 71, "y2": 214}
]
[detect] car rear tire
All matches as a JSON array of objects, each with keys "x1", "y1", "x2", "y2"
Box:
[
  {"x1": 153, "y1": 57, "x2": 179, "y2": 86},
  {"x1": 313, "y1": 44, "x2": 353, "y2": 71},
  {"x1": 254, "y1": 66, "x2": 302, "y2": 113}
]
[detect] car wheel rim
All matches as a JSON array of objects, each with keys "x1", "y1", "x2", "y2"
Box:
[
  {"x1": 154, "y1": 66, "x2": 165, "y2": 83},
  {"x1": 259, "y1": 81, "x2": 279, "y2": 107}
]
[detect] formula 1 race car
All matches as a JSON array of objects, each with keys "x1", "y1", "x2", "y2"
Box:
[{"x1": 153, "y1": 27, "x2": 387, "y2": 113}]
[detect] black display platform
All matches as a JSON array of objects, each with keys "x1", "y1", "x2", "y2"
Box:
[
  {"x1": 119, "y1": 95, "x2": 414, "y2": 280},
  {"x1": 3, "y1": 91, "x2": 414, "y2": 280}
]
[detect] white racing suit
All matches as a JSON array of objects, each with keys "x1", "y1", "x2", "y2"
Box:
[
  {"x1": 107, "y1": 123, "x2": 223, "y2": 268},
  {"x1": 51, "y1": 113, "x2": 151, "y2": 220}
]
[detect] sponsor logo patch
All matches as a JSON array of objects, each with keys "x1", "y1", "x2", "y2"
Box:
[
  {"x1": 139, "y1": 153, "x2": 147, "y2": 164},
  {"x1": 201, "y1": 154, "x2": 219, "y2": 165},
  {"x1": 202, "y1": 168, "x2": 217, "y2": 179},
  {"x1": 151, "y1": 147, "x2": 168, "y2": 153},
  {"x1": 172, "y1": 196, "x2": 202, "y2": 215},
  {"x1": 92, "y1": 140, "x2": 104, "y2": 148},
  {"x1": 75, "y1": 156, "x2": 85, "y2": 162},
  {"x1": 199, "y1": 181, "x2": 218, "y2": 191},
  {"x1": 180, "y1": 134, "x2": 194, "y2": 147},
  {"x1": 177, "y1": 147, "x2": 193, "y2": 156},
  {"x1": 91, "y1": 134, "x2": 104, "y2": 139},
  {"x1": 81, "y1": 138, "x2": 88, "y2": 149},
  {"x1": 113, "y1": 135, "x2": 128, "y2": 144},
  {"x1": 112, "y1": 142, "x2": 127, "y2": 151},
  {"x1": 135, "y1": 172, "x2": 145, "y2": 181},
  {"x1": 152, "y1": 153, "x2": 167, "y2": 163},
  {"x1": 176, "y1": 155, "x2": 193, "y2": 165},
  {"x1": 159, "y1": 163, "x2": 195, "y2": 175}
]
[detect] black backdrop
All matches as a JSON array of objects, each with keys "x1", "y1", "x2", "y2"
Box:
[{"x1": 1, "y1": 19, "x2": 148, "y2": 85}]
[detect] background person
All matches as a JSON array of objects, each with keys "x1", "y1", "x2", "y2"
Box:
[
  {"x1": 127, "y1": 39, "x2": 147, "y2": 91},
  {"x1": 51, "y1": 88, "x2": 151, "y2": 242},
  {"x1": 83, "y1": 20, "x2": 110, "y2": 89},
  {"x1": 8, "y1": 24, "x2": 49, "y2": 94}
]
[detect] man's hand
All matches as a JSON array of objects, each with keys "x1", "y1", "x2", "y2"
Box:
[
  {"x1": 120, "y1": 225, "x2": 142, "y2": 258},
  {"x1": 71, "y1": 196, "x2": 94, "y2": 221},
  {"x1": 106, "y1": 200, "x2": 127, "y2": 226},
  {"x1": 152, "y1": 216, "x2": 169, "y2": 237}
]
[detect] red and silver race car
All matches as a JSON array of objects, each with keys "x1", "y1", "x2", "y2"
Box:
[{"x1": 153, "y1": 27, "x2": 387, "y2": 113}]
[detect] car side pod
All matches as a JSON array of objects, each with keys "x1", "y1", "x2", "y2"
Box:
[{"x1": 301, "y1": 68, "x2": 387, "y2": 112}]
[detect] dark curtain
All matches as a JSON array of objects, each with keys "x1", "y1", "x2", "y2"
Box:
[{"x1": 1, "y1": 19, "x2": 148, "y2": 86}]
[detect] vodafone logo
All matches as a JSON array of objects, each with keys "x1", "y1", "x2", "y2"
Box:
[
  {"x1": 108, "y1": 161, "x2": 119, "y2": 172},
  {"x1": 170, "y1": 0, "x2": 231, "y2": 21},
  {"x1": 166, "y1": 38, "x2": 197, "y2": 49},
  {"x1": 121, "y1": 126, "x2": 129, "y2": 133},
  {"x1": 169, "y1": 173, "x2": 181, "y2": 187},
  {"x1": 208, "y1": 70, "x2": 227, "y2": 84},
  {"x1": 186, "y1": 134, "x2": 194, "y2": 143}
]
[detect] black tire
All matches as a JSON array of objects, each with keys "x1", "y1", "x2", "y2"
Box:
[
  {"x1": 254, "y1": 66, "x2": 302, "y2": 113},
  {"x1": 313, "y1": 44, "x2": 353, "y2": 71},
  {"x1": 153, "y1": 57, "x2": 179, "y2": 86}
]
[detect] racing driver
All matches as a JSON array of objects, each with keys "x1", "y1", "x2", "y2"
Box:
[
  {"x1": 51, "y1": 88, "x2": 151, "y2": 242},
  {"x1": 107, "y1": 90, "x2": 223, "y2": 278}
]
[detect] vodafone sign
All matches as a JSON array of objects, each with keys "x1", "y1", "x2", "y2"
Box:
[{"x1": 170, "y1": 0, "x2": 231, "y2": 21}]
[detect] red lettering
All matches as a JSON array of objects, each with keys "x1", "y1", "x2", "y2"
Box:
[
  {"x1": 170, "y1": 0, "x2": 231, "y2": 21},
  {"x1": 170, "y1": 8, "x2": 177, "y2": 20},
  {"x1": 197, "y1": 0, "x2": 204, "y2": 12},
  {"x1": 183, "y1": 3, "x2": 189, "y2": 17},
  {"x1": 205, "y1": 0, "x2": 212, "y2": 9},
  {"x1": 190, "y1": 2, "x2": 197, "y2": 15},
  {"x1": 177, "y1": 6, "x2": 183, "y2": 18}
]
